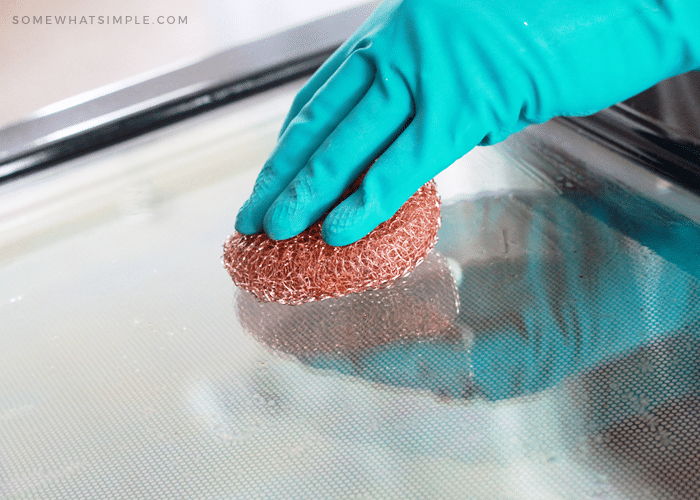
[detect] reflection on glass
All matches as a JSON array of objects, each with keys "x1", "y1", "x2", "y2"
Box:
[
  {"x1": 235, "y1": 250, "x2": 469, "y2": 397},
  {"x1": 236, "y1": 192, "x2": 700, "y2": 412}
]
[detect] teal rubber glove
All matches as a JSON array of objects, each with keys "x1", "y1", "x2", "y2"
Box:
[{"x1": 235, "y1": 0, "x2": 700, "y2": 246}]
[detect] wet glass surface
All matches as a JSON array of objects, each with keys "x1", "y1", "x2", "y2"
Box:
[{"x1": 1, "y1": 81, "x2": 699, "y2": 499}]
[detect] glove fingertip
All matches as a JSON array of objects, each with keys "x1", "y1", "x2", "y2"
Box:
[
  {"x1": 262, "y1": 200, "x2": 305, "y2": 241},
  {"x1": 321, "y1": 195, "x2": 376, "y2": 247},
  {"x1": 321, "y1": 226, "x2": 366, "y2": 247},
  {"x1": 234, "y1": 204, "x2": 264, "y2": 235}
]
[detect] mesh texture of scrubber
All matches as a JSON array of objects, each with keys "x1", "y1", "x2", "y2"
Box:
[{"x1": 223, "y1": 180, "x2": 441, "y2": 305}]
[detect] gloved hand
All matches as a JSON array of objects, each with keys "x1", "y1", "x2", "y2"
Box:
[{"x1": 235, "y1": 0, "x2": 700, "y2": 246}]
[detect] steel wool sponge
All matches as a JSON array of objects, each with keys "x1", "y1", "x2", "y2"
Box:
[{"x1": 223, "y1": 180, "x2": 441, "y2": 305}]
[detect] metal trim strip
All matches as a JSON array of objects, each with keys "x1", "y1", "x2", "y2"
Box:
[{"x1": 0, "y1": 2, "x2": 379, "y2": 182}]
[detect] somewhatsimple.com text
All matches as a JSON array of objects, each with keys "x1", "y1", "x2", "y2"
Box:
[{"x1": 12, "y1": 15, "x2": 188, "y2": 25}]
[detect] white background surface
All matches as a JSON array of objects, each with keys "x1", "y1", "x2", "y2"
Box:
[{"x1": 0, "y1": 0, "x2": 365, "y2": 127}]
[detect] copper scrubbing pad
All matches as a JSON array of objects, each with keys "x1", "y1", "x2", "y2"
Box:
[{"x1": 223, "y1": 179, "x2": 441, "y2": 305}]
